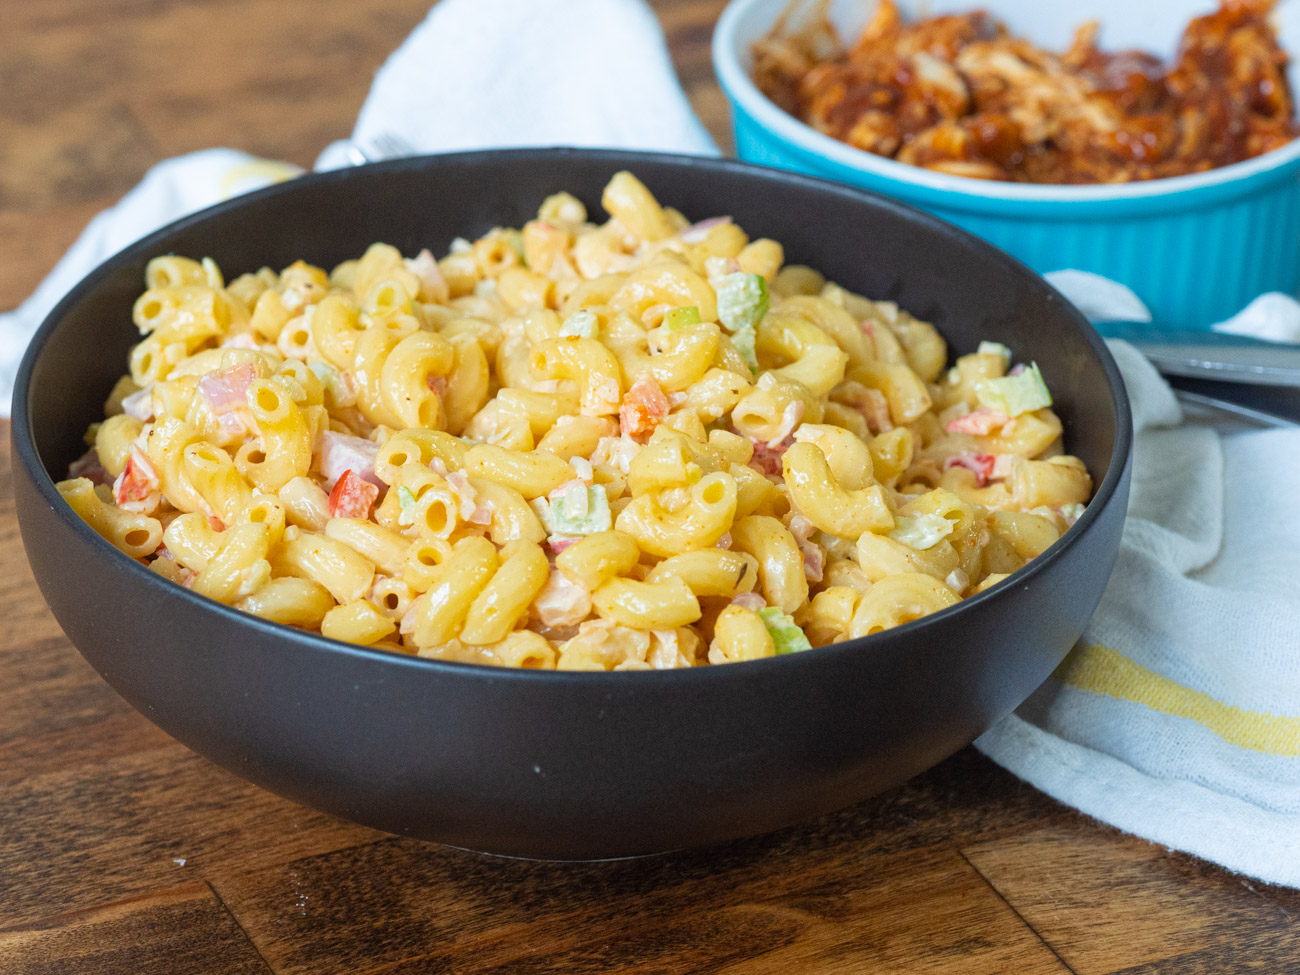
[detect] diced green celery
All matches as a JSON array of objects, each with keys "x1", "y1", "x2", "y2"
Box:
[
  {"x1": 717, "y1": 272, "x2": 769, "y2": 333},
  {"x1": 664, "y1": 305, "x2": 702, "y2": 330},
  {"x1": 397, "y1": 486, "x2": 418, "y2": 527},
  {"x1": 758, "y1": 606, "x2": 812, "y2": 654},
  {"x1": 537, "y1": 485, "x2": 612, "y2": 536},
  {"x1": 508, "y1": 231, "x2": 527, "y2": 266},
  {"x1": 974, "y1": 363, "x2": 1052, "y2": 417},
  {"x1": 730, "y1": 322, "x2": 758, "y2": 373}
]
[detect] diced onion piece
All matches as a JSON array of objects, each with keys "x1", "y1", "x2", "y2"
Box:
[{"x1": 889, "y1": 513, "x2": 954, "y2": 550}]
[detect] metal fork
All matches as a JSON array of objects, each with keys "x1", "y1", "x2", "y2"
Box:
[
  {"x1": 1175, "y1": 389, "x2": 1298, "y2": 430},
  {"x1": 345, "y1": 132, "x2": 421, "y2": 166}
]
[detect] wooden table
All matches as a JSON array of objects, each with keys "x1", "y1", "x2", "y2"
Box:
[{"x1": 3, "y1": 2, "x2": 1298, "y2": 972}]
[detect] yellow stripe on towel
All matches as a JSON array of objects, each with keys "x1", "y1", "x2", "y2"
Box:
[{"x1": 1054, "y1": 643, "x2": 1300, "y2": 757}]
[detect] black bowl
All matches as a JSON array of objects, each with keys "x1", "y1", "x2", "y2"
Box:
[{"x1": 11, "y1": 149, "x2": 1131, "y2": 859}]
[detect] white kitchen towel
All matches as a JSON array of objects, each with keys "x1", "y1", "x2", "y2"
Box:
[
  {"x1": 3, "y1": 0, "x2": 1300, "y2": 886},
  {"x1": 975, "y1": 340, "x2": 1300, "y2": 887},
  {"x1": 313, "y1": 0, "x2": 717, "y2": 170}
]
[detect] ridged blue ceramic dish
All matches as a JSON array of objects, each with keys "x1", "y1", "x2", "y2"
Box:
[{"x1": 714, "y1": 0, "x2": 1300, "y2": 330}]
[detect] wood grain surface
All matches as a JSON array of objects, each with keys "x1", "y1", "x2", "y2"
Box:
[{"x1": 3, "y1": 2, "x2": 1296, "y2": 972}]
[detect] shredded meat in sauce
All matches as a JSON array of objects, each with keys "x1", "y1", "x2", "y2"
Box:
[{"x1": 752, "y1": 0, "x2": 1297, "y2": 183}]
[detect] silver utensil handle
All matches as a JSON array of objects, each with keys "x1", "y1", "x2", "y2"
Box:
[
  {"x1": 1097, "y1": 324, "x2": 1300, "y2": 389},
  {"x1": 1131, "y1": 340, "x2": 1300, "y2": 387},
  {"x1": 1174, "y1": 390, "x2": 1299, "y2": 429}
]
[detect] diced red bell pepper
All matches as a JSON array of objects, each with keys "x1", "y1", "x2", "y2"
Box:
[{"x1": 328, "y1": 468, "x2": 380, "y2": 520}]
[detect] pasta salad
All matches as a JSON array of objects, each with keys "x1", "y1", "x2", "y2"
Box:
[{"x1": 60, "y1": 171, "x2": 1092, "y2": 670}]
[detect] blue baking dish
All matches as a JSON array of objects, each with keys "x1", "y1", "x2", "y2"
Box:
[{"x1": 714, "y1": 0, "x2": 1300, "y2": 329}]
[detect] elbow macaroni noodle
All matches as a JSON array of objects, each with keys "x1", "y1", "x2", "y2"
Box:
[{"x1": 61, "y1": 172, "x2": 1093, "y2": 670}]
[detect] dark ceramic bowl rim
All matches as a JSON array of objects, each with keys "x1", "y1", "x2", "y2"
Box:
[{"x1": 11, "y1": 146, "x2": 1133, "y2": 686}]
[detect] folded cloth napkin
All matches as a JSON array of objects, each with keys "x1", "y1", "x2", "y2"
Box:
[
  {"x1": 314, "y1": 0, "x2": 717, "y2": 169},
  {"x1": 976, "y1": 342, "x2": 1300, "y2": 887},
  {"x1": 4, "y1": 0, "x2": 1300, "y2": 886}
]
